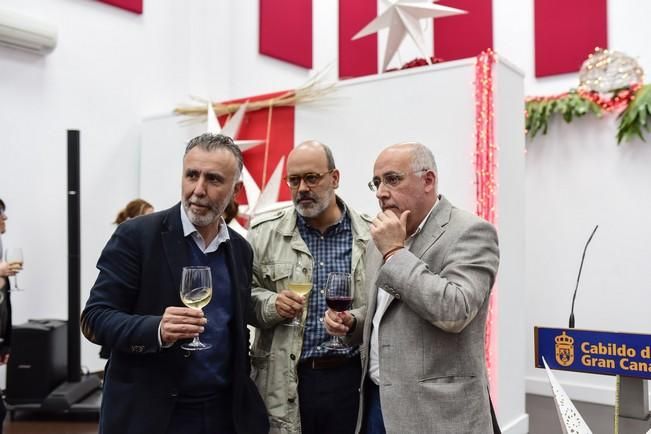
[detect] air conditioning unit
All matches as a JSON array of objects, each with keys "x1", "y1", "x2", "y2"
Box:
[{"x1": 0, "y1": 7, "x2": 57, "y2": 55}]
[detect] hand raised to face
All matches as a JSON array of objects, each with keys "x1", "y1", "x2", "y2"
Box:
[{"x1": 370, "y1": 209, "x2": 410, "y2": 256}]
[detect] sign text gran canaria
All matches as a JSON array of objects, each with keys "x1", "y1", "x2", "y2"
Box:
[{"x1": 535, "y1": 327, "x2": 651, "y2": 379}]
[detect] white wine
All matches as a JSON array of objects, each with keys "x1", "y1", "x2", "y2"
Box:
[
  {"x1": 288, "y1": 282, "x2": 312, "y2": 297},
  {"x1": 181, "y1": 287, "x2": 212, "y2": 309}
]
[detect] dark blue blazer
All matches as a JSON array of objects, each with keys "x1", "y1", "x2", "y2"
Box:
[{"x1": 81, "y1": 203, "x2": 269, "y2": 434}]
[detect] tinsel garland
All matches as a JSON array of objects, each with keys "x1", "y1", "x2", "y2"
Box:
[{"x1": 474, "y1": 49, "x2": 498, "y2": 397}]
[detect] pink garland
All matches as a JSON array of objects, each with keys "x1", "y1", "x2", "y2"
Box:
[{"x1": 475, "y1": 49, "x2": 498, "y2": 401}]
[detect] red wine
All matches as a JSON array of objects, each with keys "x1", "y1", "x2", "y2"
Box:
[{"x1": 326, "y1": 296, "x2": 352, "y2": 312}]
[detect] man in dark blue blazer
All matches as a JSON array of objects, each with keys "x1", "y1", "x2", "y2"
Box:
[{"x1": 81, "y1": 133, "x2": 269, "y2": 434}]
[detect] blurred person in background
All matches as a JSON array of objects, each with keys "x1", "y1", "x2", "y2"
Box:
[
  {"x1": 114, "y1": 198, "x2": 154, "y2": 224},
  {"x1": 0, "y1": 198, "x2": 21, "y2": 434}
]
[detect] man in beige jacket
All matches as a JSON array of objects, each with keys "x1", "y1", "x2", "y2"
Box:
[{"x1": 248, "y1": 141, "x2": 371, "y2": 434}]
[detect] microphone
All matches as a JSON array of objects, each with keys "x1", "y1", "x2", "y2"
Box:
[{"x1": 568, "y1": 225, "x2": 599, "y2": 329}]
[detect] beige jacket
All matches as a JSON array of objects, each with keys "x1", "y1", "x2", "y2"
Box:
[
  {"x1": 248, "y1": 199, "x2": 371, "y2": 434},
  {"x1": 348, "y1": 195, "x2": 500, "y2": 433}
]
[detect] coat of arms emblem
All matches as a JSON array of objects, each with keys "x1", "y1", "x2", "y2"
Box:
[{"x1": 555, "y1": 331, "x2": 574, "y2": 367}]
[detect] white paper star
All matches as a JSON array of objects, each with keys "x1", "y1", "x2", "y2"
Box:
[
  {"x1": 542, "y1": 358, "x2": 593, "y2": 434},
  {"x1": 240, "y1": 156, "x2": 291, "y2": 218},
  {"x1": 206, "y1": 102, "x2": 290, "y2": 230},
  {"x1": 207, "y1": 102, "x2": 264, "y2": 152},
  {"x1": 352, "y1": 0, "x2": 466, "y2": 71}
]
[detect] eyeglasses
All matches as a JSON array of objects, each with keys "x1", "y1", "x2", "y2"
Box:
[
  {"x1": 284, "y1": 170, "x2": 334, "y2": 189},
  {"x1": 367, "y1": 169, "x2": 429, "y2": 192}
]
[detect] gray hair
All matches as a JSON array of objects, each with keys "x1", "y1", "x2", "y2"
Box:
[
  {"x1": 407, "y1": 142, "x2": 437, "y2": 175},
  {"x1": 184, "y1": 133, "x2": 243, "y2": 178},
  {"x1": 394, "y1": 142, "x2": 438, "y2": 190},
  {"x1": 322, "y1": 143, "x2": 336, "y2": 171}
]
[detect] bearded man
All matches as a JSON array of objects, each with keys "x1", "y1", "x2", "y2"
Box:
[
  {"x1": 248, "y1": 140, "x2": 371, "y2": 434},
  {"x1": 82, "y1": 133, "x2": 268, "y2": 434}
]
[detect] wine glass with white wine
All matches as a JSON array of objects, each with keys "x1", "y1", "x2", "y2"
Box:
[
  {"x1": 179, "y1": 266, "x2": 212, "y2": 351},
  {"x1": 284, "y1": 263, "x2": 312, "y2": 327},
  {"x1": 5, "y1": 248, "x2": 24, "y2": 291}
]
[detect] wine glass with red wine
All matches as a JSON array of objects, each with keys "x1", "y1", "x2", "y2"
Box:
[{"x1": 321, "y1": 272, "x2": 353, "y2": 350}]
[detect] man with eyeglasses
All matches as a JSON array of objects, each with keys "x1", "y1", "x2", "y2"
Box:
[
  {"x1": 248, "y1": 140, "x2": 372, "y2": 434},
  {"x1": 325, "y1": 142, "x2": 501, "y2": 434}
]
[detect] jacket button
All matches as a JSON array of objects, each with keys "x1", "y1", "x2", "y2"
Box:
[
  {"x1": 288, "y1": 397, "x2": 295, "y2": 403},
  {"x1": 395, "y1": 294, "x2": 401, "y2": 300},
  {"x1": 290, "y1": 354, "x2": 296, "y2": 360}
]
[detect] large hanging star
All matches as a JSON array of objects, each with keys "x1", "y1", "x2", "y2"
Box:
[{"x1": 352, "y1": 0, "x2": 466, "y2": 71}]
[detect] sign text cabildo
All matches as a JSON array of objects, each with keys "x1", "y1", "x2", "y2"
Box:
[{"x1": 535, "y1": 327, "x2": 651, "y2": 379}]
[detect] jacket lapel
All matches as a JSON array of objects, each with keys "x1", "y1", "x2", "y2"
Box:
[
  {"x1": 409, "y1": 195, "x2": 452, "y2": 259},
  {"x1": 223, "y1": 238, "x2": 244, "y2": 328},
  {"x1": 161, "y1": 204, "x2": 189, "y2": 296},
  {"x1": 380, "y1": 196, "x2": 452, "y2": 313}
]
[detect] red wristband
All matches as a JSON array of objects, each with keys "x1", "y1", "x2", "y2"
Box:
[{"x1": 382, "y1": 246, "x2": 404, "y2": 262}]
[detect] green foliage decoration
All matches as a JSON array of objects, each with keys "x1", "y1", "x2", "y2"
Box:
[
  {"x1": 616, "y1": 84, "x2": 651, "y2": 143},
  {"x1": 526, "y1": 84, "x2": 651, "y2": 144},
  {"x1": 525, "y1": 90, "x2": 602, "y2": 139}
]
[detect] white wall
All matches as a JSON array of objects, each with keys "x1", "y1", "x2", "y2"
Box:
[
  {"x1": 525, "y1": 117, "x2": 651, "y2": 405},
  {"x1": 0, "y1": 0, "x2": 230, "y2": 379},
  {"x1": 3, "y1": 0, "x2": 651, "y2": 412}
]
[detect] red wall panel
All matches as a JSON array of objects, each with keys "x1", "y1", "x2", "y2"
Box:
[
  {"x1": 259, "y1": 0, "x2": 312, "y2": 68},
  {"x1": 434, "y1": 0, "x2": 493, "y2": 62},
  {"x1": 534, "y1": 0, "x2": 607, "y2": 77},
  {"x1": 338, "y1": 0, "x2": 378, "y2": 79},
  {"x1": 98, "y1": 0, "x2": 142, "y2": 14}
]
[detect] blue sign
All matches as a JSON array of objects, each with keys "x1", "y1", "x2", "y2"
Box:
[{"x1": 535, "y1": 327, "x2": 651, "y2": 379}]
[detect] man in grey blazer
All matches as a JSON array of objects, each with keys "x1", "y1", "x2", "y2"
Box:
[{"x1": 325, "y1": 142, "x2": 500, "y2": 433}]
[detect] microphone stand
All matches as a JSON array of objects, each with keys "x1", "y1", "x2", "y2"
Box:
[{"x1": 568, "y1": 225, "x2": 598, "y2": 329}]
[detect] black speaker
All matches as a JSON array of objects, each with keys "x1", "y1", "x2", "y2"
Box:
[
  {"x1": 67, "y1": 129, "x2": 81, "y2": 382},
  {"x1": 5, "y1": 319, "x2": 67, "y2": 405}
]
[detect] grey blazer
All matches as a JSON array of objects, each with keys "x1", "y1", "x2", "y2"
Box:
[{"x1": 349, "y1": 195, "x2": 500, "y2": 434}]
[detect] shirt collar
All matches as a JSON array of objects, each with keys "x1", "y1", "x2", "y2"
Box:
[
  {"x1": 406, "y1": 195, "x2": 440, "y2": 246},
  {"x1": 180, "y1": 205, "x2": 230, "y2": 253}
]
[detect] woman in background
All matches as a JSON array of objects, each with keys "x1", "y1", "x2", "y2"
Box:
[{"x1": 114, "y1": 198, "x2": 154, "y2": 224}]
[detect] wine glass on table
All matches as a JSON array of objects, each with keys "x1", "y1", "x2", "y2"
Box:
[
  {"x1": 284, "y1": 263, "x2": 313, "y2": 327},
  {"x1": 179, "y1": 266, "x2": 213, "y2": 351},
  {"x1": 321, "y1": 272, "x2": 353, "y2": 349},
  {"x1": 5, "y1": 248, "x2": 24, "y2": 291}
]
